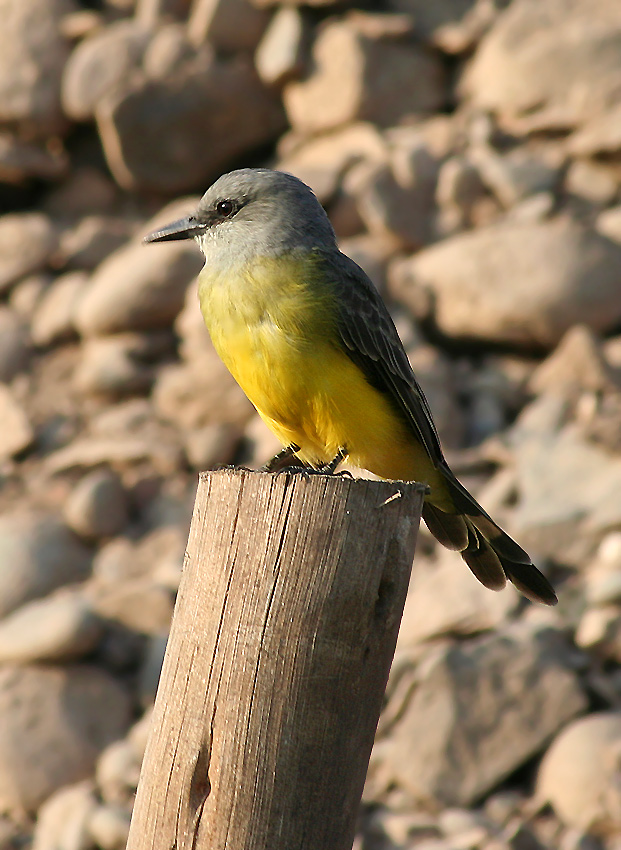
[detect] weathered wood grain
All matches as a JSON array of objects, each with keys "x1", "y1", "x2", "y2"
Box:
[{"x1": 126, "y1": 469, "x2": 424, "y2": 850}]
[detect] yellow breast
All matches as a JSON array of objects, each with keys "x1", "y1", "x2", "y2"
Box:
[
  {"x1": 197, "y1": 252, "x2": 445, "y2": 495},
  {"x1": 199, "y1": 255, "x2": 332, "y2": 452}
]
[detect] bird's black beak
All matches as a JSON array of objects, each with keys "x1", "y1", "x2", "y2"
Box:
[{"x1": 143, "y1": 215, "x2": 204, "y2": 244}]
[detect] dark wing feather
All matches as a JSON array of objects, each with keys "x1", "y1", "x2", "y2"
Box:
[
  {"x1": 319, "y1": 249, "x2": 445, "y2": 464},
  {"x1": 317, "y1": 250, "x2": 558, "y2": 606}
]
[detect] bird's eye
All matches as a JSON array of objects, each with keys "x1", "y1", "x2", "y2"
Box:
[{"x1": 216, "y1": 199, "x2": 234, "y2": 217}]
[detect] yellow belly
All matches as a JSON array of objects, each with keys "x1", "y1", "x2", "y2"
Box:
[{"x1": 198, "y1": 257, "x2": 448, "y2": 502}]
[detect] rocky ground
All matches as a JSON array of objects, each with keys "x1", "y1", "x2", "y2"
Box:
[{"x1": 0, "y1": 0, "x2": 621, "y2": 847}]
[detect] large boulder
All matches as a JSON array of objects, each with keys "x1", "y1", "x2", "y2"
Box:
[
  {"x1": 461, "y1": 0, "x2": 621, "y2": 132},
  {"x1": 390, "y1": 217, "x2": 621, "y2": 347}
]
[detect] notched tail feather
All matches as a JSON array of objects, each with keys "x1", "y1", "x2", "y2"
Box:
[
  {"x1": 422, "y1": 502, "x2": 468, "y2": 551},
  {"x1": 497, "y1": 557, "x2": 558, "y2": 606},
  {"x1": 461, "y1": 519, "x2": 506, "y2": 591},
  {"x1": 423, "y1": 465, "x2": 558, "y2": 606}
]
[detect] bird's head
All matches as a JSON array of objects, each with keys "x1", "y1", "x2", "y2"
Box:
[{"x1": 144, "y1": 168, "x2": 337, "y2": 262}]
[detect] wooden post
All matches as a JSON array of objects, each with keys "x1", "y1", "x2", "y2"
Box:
[{"x1": 126, "y1": 469, "x2": 424, "y2": 850}]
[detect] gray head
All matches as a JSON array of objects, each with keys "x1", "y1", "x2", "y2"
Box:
[{"x1": 144, "y1": 168, "x2": 337, "y2": 263}]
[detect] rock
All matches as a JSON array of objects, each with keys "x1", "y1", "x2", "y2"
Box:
[
  {"x1": 575, "y1": 607, "x2": 620, "y2": 657},
  {"x1": 0, "y1": 134, "x2": 68, "y2": 183},
  {"x1": 88, "y1": 397, "x2": 157, "y2": 437},
  {"x1": 593, "y1": 532, "x2": 621, "y2": 573},
  {"x1": 73, "y1": 333, "x2": 170, "y2": 397},
  {"x1": 90, "y1": 527, "x2": 183, "y2": 633},
  {"x1": 381, "y1": 624, "x2": 586, "y2": 806},
  {"x1": 565, "y1": 160, "x2": 618, "y2": 207},
  {"x1": 484, "y1": 792, "x2": 524, "y2": 827},
  {"x1": 31, "y1": 782, "x2": 97, "y2": 850},
  {"x1": 93, "y1": 537, "x2": 139, "y2": 585},
  {"x1": 142, "y1": 24, "x2": 197, "y2": 80},
  {"x1": 44, "y1": 398, "x2": 183, "y2": 476},
  {"x1": 367, "y1": 809, "x2": 439, "y2": 847},
  {"x1": 13, "y1": 272, "x2": 51, "y2": 317},
  {"x1": 31, "y1": 271, "x2": 85, "y2": 347},
  {"x1": 96, "y1": 739, "x2": 141, "y2": 806},
  {"x1": 0, "y1": 307, "x2": 30, "y2": 381},
  {"x1": 154, "y1": 355, "x2": 253, "y2": 430},
  {"x1": 463, "y1": 359, "x2": 516, "y2": 443},
  {"x1": 528, "y1": 325, "x2": 616, "y2": 399},
  {"x1": 577, "y1": 382, "x2": 621, "y2": 455},
  {"x1": 57, "y1": 216, "x2": 135, "y2": 270},
  {"x1": 587, "y1": 571, "x2": 621, "y2": 608},
  {"x1": 60, "y1": 9, "x2": 102, "y2": 40},
  {"x1": 390, "y1": 217, "x2": 621, "y2": 347},
  {"x1": 44, "y1": 168, "x2": 119, "y2": 218},
  {"x1": 0, "y1": 817, "x2": 20, "y2": 849},
  {"x1": 438, "y1": 808, "x2": 488, "y2": 840},
  {"x1": 127, "y1": 708, "x2": 153, "y2": 760},
  {"x1": 567, "y1": 102, "x2": 621, "y2": 158},
  {"x1": 137, "y1": 479, "x2": 193, "y2": 535},
  {"x1": 173, "y1": 277, "x2": 211, "y2": 360},
  {"x1": 45, "y1": 435, "x2": 182, "y2": 477},
  {"x1": 509, "y1": 396, "x2": 621, "y2": 562},
  {"x1": 0, "y1": 385, "x2": 33, "y2": 461},
  {"x1": 134, "y1": 0, "x2": 189, "y2": 26},
  {"x1": 284, "y1": 15, "x2": 445, "y2": 134},
  {"x1": 184, "y1": 422, "x2": 242, "y2": 470},
  {"x1": 61, "y1": 20, "x2": 150, "y2": 121},
  {"x1": 596, "y1": 206, "x2": 621, "y2": 245},
  {"x1": 0, "y1": 213, "x2": 58, "y2": 295},
  {"x1": 537, "y1": 713, "x2": 621, "y2": 832},
  {"x1": 605, "y1": 337, "x2": 621, "y2": 376},
  {"x1": 92, "y1": 578, "x2": 174, "y2": 635},
  {"x1": 503, "y1": 820, "x2": 545, "y2": 850},
  {"x1": 0, "y1": 588, "x2": 103, "y2": 664},
  {"x1": 387, "y1": 0, "x2": 479, "y2": 50},
  {"x1": 279, "y1": 122, "x2": 387, "y2": 203},
  {"x1": 559, "y1": 830, "x2": 605, "y2": 850},
  {"x1": 188, "y1": 0, "x2": 269, "y2": 51},
  {"x1": 0, "y1": 0, "x2": 75, "y2": 136},
  {"x1": 435, "y1": 154, "x2": 488, "y2": 232},
  {"x1": 87, "y1": 804, "x2": 131, "y2": 850},
  {"x1": 95, "y1": 626, "x2": 146, "y2": 679},
  {"x1": 508, "y1": 192, "x2": 556, "y2": 224},
  {"x1": 0, "y1": 511, "x2": 92, "y2": 618},
  {"x1": 0, "y1": 665, "x2": 131, "y2": 812},
  {"x1": 469, "y1": 143, "x2": 561, "y2": 209},
  {"x1": 398, "y1": 549, "x2": 518, "y2": 646},
  {"x1": 64, "y1": 469, "x2": 130, "y2": 540},
  {"x1": 461, "y1": 0, "x2": 621, "y2": 133},
  {"x1": 255, "y1": 6, "x2": 306, "y2": 87},
  {"x1": 348, "y1": 134, "x2": 439, "y2": 249},
  {"x1": 100, "y1": 523, "x2": 184, "y2": 586},
  {"x1": 96, "y1": 55, "x2": 286, "y2": 193},
  {"x1": 249, "y1": 0, "x2": 339, "y2": 6},
  {"x1": 74, "y1": 240, "x2": 202, "y2": 337}
]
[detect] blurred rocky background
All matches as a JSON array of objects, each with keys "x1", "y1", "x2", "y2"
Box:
[{"x1": 0, "y1": 0, "x2": 621, "y2": 847}]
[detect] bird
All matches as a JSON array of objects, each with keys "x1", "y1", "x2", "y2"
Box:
[{"x1": 144, "y1": 168, "x2": 557, "y2": 606}]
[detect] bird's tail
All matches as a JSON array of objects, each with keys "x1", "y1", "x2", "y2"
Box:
[{"x1": 422, "y1": 465, "x2": 557, "y2": 606}]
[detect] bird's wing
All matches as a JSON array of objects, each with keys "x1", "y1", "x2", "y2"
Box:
[{"x1": 319, "y1": 249, "x2": 445, "y2": 464}]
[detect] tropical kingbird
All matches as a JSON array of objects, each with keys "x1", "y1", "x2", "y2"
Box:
[{"x1": 145, "y1": 168, "x2": 557, "y2": 605}]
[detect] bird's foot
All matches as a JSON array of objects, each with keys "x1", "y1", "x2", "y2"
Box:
[
  {"x1": 261, "y1": 444, "x2": 301, "y2": 473},
  {"x1": 316, "y1": 447, "x2": 349, "y2": 475},
  {"x1": 269, "y1": 446, "x2": 350, "y2": 478}
]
